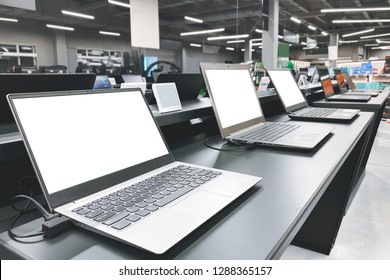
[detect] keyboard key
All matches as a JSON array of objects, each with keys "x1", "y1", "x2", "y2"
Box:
[
  {"x1": 85, "y1": 209, "x2": 104, "y2": 219},
  {"x1": 126, "y1": 215, "x2": 141, "y2": 222},
  {"x1": 103, "y1": 212, "x2": 129, "y2": 225},
  {"x1": 127, "y1": 206, "x2": 140, "y2": 213},
  {"x1": 112, "y1": 219, "x2": 132, "y2": 230},
  {"x1": 154, "y1": 186, "x2": 193, "y2": 207},
  {"x1": 114, "y1": 206, "x2": 126, "y2": 212},
  {"x1": 144, "y1": 198, "x2": 157, "y2": 204},
  {"x1": 145, "y1": 205, "x2": 159, "y2": 212},
  {"x1": 100, "y1": 205, "x2": 114, "y2": 211},
  {"x1": 135, "y1": 202, "x2": 148, "y2": 208},
  {"x1": 72, "y1": 207, "x2": 83, "y2": 212},
  {"x1": 94, "y1": 211, "x2": 116, "y2": 222},
  {"x1": 136, "y1": 209, "x2": 150, "y2": 217},
  {"x1": 88, "y1": 204, "x2": 101, "y2": 210},
  {"x1": 77, "y1": 209, "x2": 90, "y2": 215}
]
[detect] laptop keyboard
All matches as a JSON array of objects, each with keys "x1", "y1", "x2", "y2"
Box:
[
  {"x1": 72, "y1": 165, "x2": 222, "y2": 230},
  {"x1": 238, "y1": 122, "x2": 300, "y2": 142},
  {"x1": 299, "y1": 107, "x2": 337, "y2": 117}
]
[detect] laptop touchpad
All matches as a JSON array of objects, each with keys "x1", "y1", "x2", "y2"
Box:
[{"x1": 169, "y1": 190, "x2": 231, "y2": 219}]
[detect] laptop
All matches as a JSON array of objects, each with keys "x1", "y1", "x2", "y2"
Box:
[
  {"x1": 267, "y1": 68, "x2": 360, "y2": 122},
  {"x1": 200, "y1": 62, "x2": 334, "y2": 150},
  {"x1": 320, "y1": 75, "x2": 371, "y2": 102},
  {"x1": 156, "y1": 73, "x2": 206, "y2": 101},
  {"x1": 7, "y1": 88, "x2": 261, "y2": 254},
  {"x1": 341, "y1": 71, "x2": 379, "y2": 97}
]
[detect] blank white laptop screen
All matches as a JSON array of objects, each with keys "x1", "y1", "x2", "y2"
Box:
[
  {"x1": 267, "y1": 70, "x2": 306, "y2": 108},
  {"x1": 204, "y1": 69, "x2": 263, "y2": 129},
  {"x1": 12, "y1": 91, "x2": 169, "y2": 195}
]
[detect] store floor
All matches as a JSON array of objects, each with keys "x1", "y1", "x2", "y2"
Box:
[{"x1": 281, "y1": 120, "x2": 390, "y2": 260}]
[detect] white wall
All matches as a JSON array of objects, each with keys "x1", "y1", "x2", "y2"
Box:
[
  {"x1": 0, "y1": 20, "x2": 56, "y2": 66},
  {"x1": 182, "y1": 47, "x2": 244, "y2": 73}
]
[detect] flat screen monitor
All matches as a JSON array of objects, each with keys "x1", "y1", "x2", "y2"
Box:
[
  {"x1": 93, "y1": 75, "x2": 113, "y2": 89},
  {"x1": 0, "y1": 73, "x2": 96, "y2": 125}
]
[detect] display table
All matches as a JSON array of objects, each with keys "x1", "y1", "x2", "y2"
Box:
[{"x1": 0, "y1": 112, "x2": 374, "y2": 259}]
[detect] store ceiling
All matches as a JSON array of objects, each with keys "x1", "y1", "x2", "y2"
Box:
[{"x1": 1, "y1": 0, "x2": 390, "y2": 49}]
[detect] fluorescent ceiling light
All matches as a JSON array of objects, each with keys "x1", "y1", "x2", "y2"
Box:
[
  {"x1": 333, "y1": 19, "x2": 390, "y2": 23},
  {"x1": 190, "y1": 43, "x2": 202, "y2": 47},
  {"x1": 251, "y1": 42, "x2": 263, "y2": 46},
  {"x1": 290, "y1": 16, "x2": 301, "y2": 24},
  {"x1": 378, "y1": 40, "x2": 390, "y2": 44},
  {"x1": 278, "y1": 35, "x2": 284, "y2": 39},
  {"x1": 259, "y1": 46, "x2": 263, "y2": 49},
  {"x1": 361, "y1": 32, "x2": 390, "y2": 39},
  {"x1": 308, "y1": 25, "x2": 316, "y2": 31},
  {"x1": 303, "y1": 46, "x2": 319, "y2": 50},
  {"x1": 184, "y1": 16, "x2": 203, "y2": 24},
  {"x1": 339, "y1": 40, "x2": 358, "y2": 44},
  {"x1": 227, "y1": 40, "x2": 245, "y2": 43},
  {"x1": 226, "y1": 47, "x2": 234, "y2": 51},
  {"x1": 108, "y1": 0, "x2": 130, "y2": 8},
  {"x1": 365, "y1": 43, "x2": 379, "y2": 47},
  {"x1": 2, "y1": 47, "x2": 9, "y2": 52},
  {"x1": 241, "y1": 48, "x2": 254, "y2": 52},
  {"x1": 61, "y1": 10, "x2": 94, "y2": 20},
  {"x1": 99, "y1": 31, "x2": 120, "y2": 36},
  {"x1": 207, "y1": 34, "x2": 249, "y2": 41},
  {"x1": 0, "y1": 17, "x2": 18, "y2": 22},
  {"x1": 46, "y1": 24, "x2": 74, "y2": 31},
  {"x1": 255, "y1": 29, "x2": 263, "y2": 33},
  {"x1": 180, "y1": 28, "x2": 225, "y2": 36},
  {"x1": 342, "y1": 28, "x2": 375, "y2": 38},
  {"x1": 250, "y1": 38, "x2": 262, "y2": 42},
  {"x1": 321, "y1": 31, "x2": 328, "y2": 36},
  {"x1": 301, "y1": 41, "x2": 307, "y2": 45},
  {"x1": 322, "y1": 7, "x2": 390, "y2": 13}
]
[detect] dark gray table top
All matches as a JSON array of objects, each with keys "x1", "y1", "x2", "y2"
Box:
[{"x1": 0, "y1": 112, "x2": 374, "y2": 260}]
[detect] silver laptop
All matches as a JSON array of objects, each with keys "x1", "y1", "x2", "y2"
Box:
[
  {"x1": 267, "y1": 68, "x2": 360, "y2": 122},
  {"x1": 341, "y1": 71, "x2": 379, "y2": 97},
  {"x1": 7, "y1": 88, "x2": 261, "y2": 254},
  {"x1": 200, "y1": 62, "x2": 334, "y2": 150},
  {"x1": 320, "y1": 75, "x2": 371, "y2": 102}
]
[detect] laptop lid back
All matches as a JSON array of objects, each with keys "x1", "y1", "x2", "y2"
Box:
[
  {"x1": 156, "y1": 73, "x2": 206, "y2": 101},
  {"x1": 342, "y1": 72, "x2": 357, "y2": 90},
  {"x1": 7, "y1": 89, "x2": 173, "y2": 209},
  {"x1": 267, "y1": 68, "x2": 308, "y2": 112},
  {"x1": 200, "y1": 63, "x2": 265, "y2": 139}
]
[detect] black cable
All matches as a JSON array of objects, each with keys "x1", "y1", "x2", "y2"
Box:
[
  {"x1": 204, "y1": 135, "x2": 251, "y2": 151},
  {"x1": 8, "y1": 194, "x2": 59, "y2": 240}
]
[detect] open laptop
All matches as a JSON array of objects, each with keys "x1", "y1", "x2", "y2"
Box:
[
  {"x1": 320, "y1": 75, "x2": 371, "y2": 102},
  {"x1": 200, "y1": 62, "x2": 334, "y2": 150},
  {"x1": 7, "y1": 88, "x2": 261, "y2": 254},
  {"x1": 156, "y1": 73, "x2": 206, "y2": 101},
  {"x1": 267, "y1": 68, "x2": 360, "y2": 122},
  {"x1": 340, "y1": 70, "x2": 379, "y2": 97}
]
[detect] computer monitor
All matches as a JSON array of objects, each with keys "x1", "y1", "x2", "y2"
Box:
[
  {"x1": 307, "y1": 66, "x2": 316, "y2": 77},
  {"x1": 0, "y1": 73, "x2": 96, "y2": 125},
  {"x1": 333, "y1": 68, "x2": 347, "y2": 93},
  {"x1": 93, "y1": 75, "x2": 113, "y2": 89},
  {"x1": 122, "y1": 74, "x2": 145, "y2": 83},
  {"x1": 310, "y1": 65, "x2": 329, "y2": 84}
]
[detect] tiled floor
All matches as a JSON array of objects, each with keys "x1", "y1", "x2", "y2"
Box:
[{"x1": 281, "y1": 120, "x2": 390, "y2": 260}]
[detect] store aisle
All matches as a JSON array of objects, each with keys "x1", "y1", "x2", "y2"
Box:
[{"x1": 281, "y1": 120, "x2": 390, "y2": 260}]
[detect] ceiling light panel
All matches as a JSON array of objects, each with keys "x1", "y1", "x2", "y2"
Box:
[
  {"x1": 61, "y1": 10, "x2": 94, "y2": 20},
  {"x1": 207, "y1": 34, "x2": 249, "y2": 41},
  {"x1": 180, "y1": 28, "x2": 225, "y2": 36},
  {"x1": 46, "y1": 24, "x2": 74, "y2": 31},
  {"x1": 0, "y1": 17, "x2": 18, "y2": 22},
  {"x1": 322, "y1": 7, "x2": 390, "y2": 13},
  {"x1": 342, "y1": 29, "x2": 375, "y2": 38},
  {"x1": 99, "y1": 31, "x2": 120, "y2": 36},
  {"x1": 108, "y1": 0, "x2": 130, "y2": 9},
  {"x1": 184, "y1": 16, "x2": 203, "y2": 24}
]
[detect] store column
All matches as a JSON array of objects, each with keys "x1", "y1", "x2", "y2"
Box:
[
  {"x1": 328, "y1": 33, "x2": 339, "y2": 67},
  {"x1": 262, "y1": 0, "x2": 279, "y2": 68}
]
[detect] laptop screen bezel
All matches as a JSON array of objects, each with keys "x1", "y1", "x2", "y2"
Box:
[
  {"x1": 200, "y1": 62, "x2": 265, "y2": 139},
  {"x1": 267, "y1": 68, "x2": 308, "y2": 113},
  {"x1": 7, "y1": 88, "x2": 175, "y2": 210}
]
